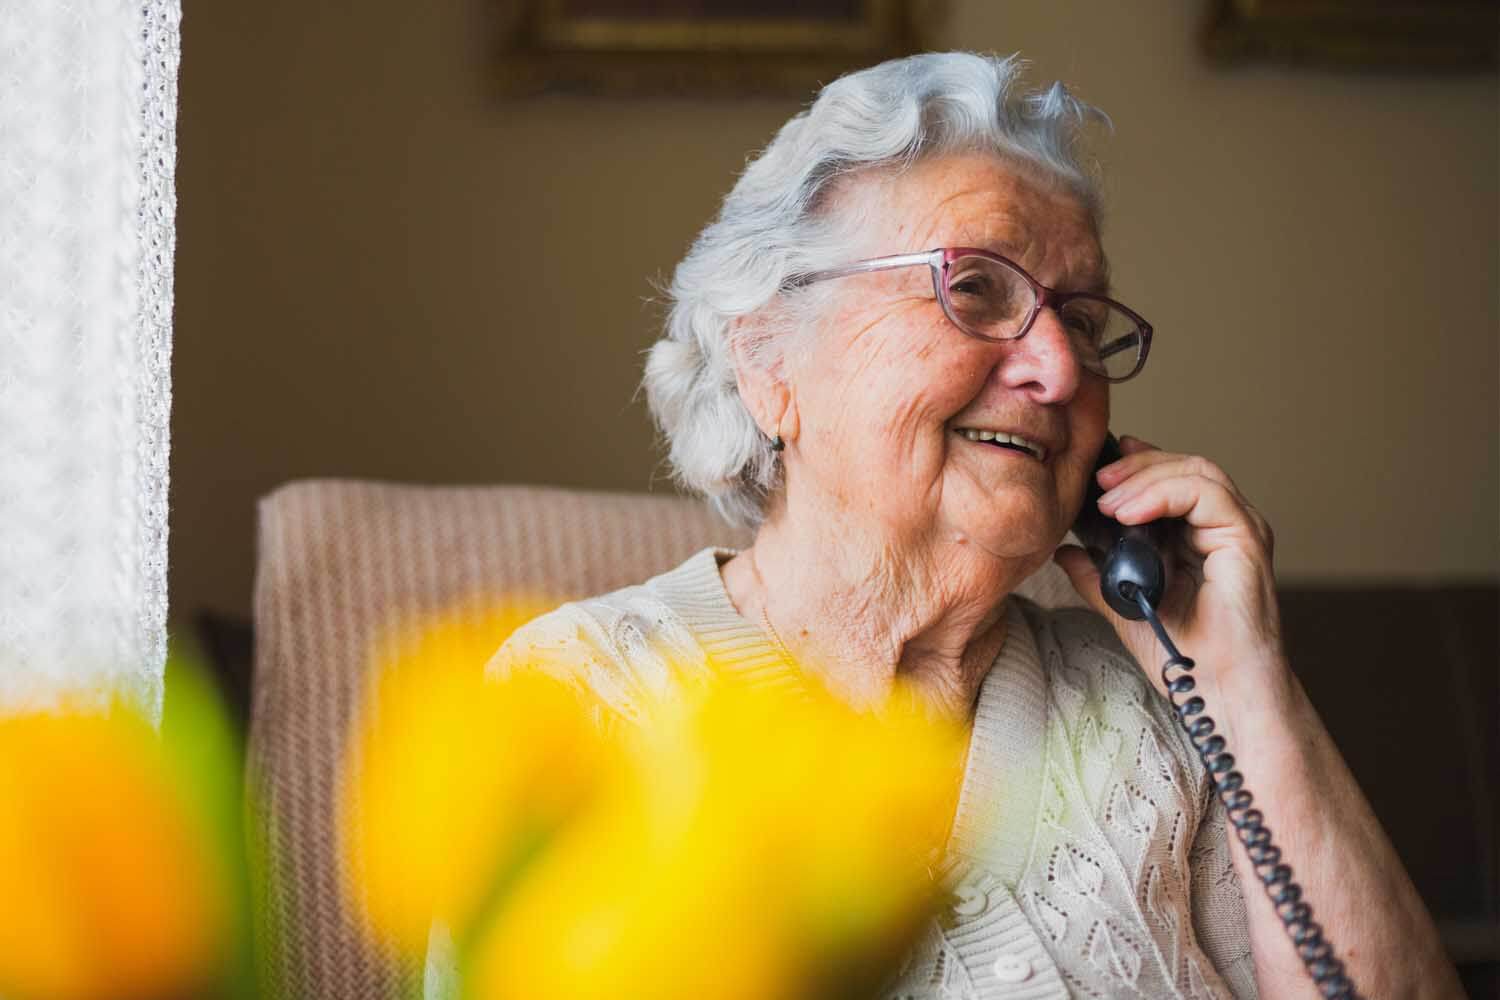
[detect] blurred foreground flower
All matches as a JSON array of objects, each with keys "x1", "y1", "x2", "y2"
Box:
[
  {"x1": 0, "y1": 659, "x2": 240, "y2": 1000},
  {"x1": 338, "y1": 599, "x2": 603, "y2": 955},
  {"x1": 342, "y1": 602, "x2": 968, "y2": 1000},
  {"x1": 467, "y1": 681, "x2": 967, "y2": 1000}
]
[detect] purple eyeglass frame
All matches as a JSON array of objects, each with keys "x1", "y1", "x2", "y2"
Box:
[{"x1": 787, "y1": 246, "x2": 1154, "y2": 383}]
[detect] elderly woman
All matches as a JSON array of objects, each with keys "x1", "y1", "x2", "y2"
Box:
[{"x1": 431, "y1": 52, "x2": 1458, "y2": 999}]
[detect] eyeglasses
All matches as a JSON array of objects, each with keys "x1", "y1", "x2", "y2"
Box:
[{"x1": 786, "y1": 247, "x2": 1153, "y2": 383}]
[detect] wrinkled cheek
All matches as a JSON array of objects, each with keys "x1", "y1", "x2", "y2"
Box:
[
  {"x1": 1076, "y1": 382, "x2": 1111, "y2": 441},
  {"x1": 804, "y1": 428, "x2": 894, "y2": 516},
  {"x1": 1057, "y1": 423, "x2": 1107, "y2": 525},
  {"x1": 1066, "y1": 388, "x2": 1111, "y2": 496},
  {"x1": 865, "y1": 433, "x2": 947, "y2": 527},
  {"x1": 1056, "y1": 466, "x2": 1089, "y2": 527}
]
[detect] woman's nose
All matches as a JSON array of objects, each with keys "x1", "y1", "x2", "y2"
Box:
[{"x1": 995, "y1": 306, "x2": 1083, "y2": 403}]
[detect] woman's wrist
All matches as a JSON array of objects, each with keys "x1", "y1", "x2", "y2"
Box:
[{"x1": 1196, "y1": 647, "x2": 1302, "y2": 751}]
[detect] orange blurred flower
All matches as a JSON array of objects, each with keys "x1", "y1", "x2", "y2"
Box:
[{"x1": 0, "y1": 706, "x2": 230, "y2": 1000}]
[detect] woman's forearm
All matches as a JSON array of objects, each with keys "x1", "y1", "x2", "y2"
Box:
[{"x1": 1210, "y1": 659, "x2": 1463, "y2": 999}]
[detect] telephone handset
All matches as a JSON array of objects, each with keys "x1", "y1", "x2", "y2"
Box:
[
  {"x1": 1070, "y1": 432, "x2": 1169, "y2": 620},
  {"x1": 1071, "y1": 432, "x2": 1362, "y2": 1000}
]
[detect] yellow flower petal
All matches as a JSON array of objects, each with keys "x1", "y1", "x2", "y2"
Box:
[
  {"x1": 339, "y1": 599, "x2": 611, "y2": 954},
  {"x1": 463, "y1": 678, "x2": 966, "y2": 1000}
]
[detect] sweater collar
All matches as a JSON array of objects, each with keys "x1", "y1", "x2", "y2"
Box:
[
  {"x1": 646, "y1": 547, "x2": 805, "y2": 692},
  {"x1": 945, "y1": 597, "x2": 1049, "y2": 886},
  {"x1": 649, "y1": 547, "x2": 1048, "y2": 883}
]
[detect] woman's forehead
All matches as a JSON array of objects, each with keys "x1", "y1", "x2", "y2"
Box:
[{"x1": 852, "y1": 153, "x2": 1105, "y2": 282}]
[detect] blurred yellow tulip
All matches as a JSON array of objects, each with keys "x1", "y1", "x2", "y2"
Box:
[
  {"x1": 341, "y1": 601, "x2": 973, "y2": 999},
  {"x1": 466, "y1": 677, "x2": 967, "y2": 1000},
  {"x1": 0, "y1": 706, "x2": 230, "y2": 1000},
  {"x1": 339, "y1": 599, "x2": 614, "y2": 955}
]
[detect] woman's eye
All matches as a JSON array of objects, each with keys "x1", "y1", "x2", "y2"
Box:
[
  {"x1": 1062, "y1": 308, "x2": 1101, "y2": 342},
  {"x1": 948, "y1": 272, "x2": 993, "y2": 298}
]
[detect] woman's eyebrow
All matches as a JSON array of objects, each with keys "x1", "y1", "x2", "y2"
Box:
[
  {"x1": 969, "y1": 234, "x2": 1024, "y2": 258},
  {"x1": 949, "y1": 233, "x2": 1112, "y2": 293}
]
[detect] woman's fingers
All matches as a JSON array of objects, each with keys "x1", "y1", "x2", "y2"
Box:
[
  {"x1": 1097, "y1": 444, "x2": 1245, "y2": 503},
  {"x1": 1106, "y1": 472, "x2": 1268, "y2": 552},
  {"x1": 1089, "y1": 439, "x2": 1275, "y2": 559},
  {"x1": 1109, "y1": 463, "x2": 1272, "y2": 554},
  {"x1": 1116, "y1": 434, "x2": 1158, "y2": 457},
  {"x1": 1102, "y1": 445, "x2": 1277, "y2": 559},
  {"x1": 1100, "y1": 455, "x2": 1243, "y2": 511},
  {"x1": 1099, "y1": 454, "x2": 1254, "y2": 520}
]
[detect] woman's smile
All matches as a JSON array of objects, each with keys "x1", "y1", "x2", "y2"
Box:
[{"x1": 950, "y1": 426, "x2": 1050, "y2": 463}]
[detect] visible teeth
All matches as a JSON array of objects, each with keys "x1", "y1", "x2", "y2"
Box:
[
  {"x1": 956, "y1": 428, "x2": 1047, "y2": 462},
  {"x1": 996, "y1": 432, "x2": 1045, "y2": 460}
]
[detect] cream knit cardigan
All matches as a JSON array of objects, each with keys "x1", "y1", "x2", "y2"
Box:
[{"x1": 426, "y1": 549, "x2": 1258, "y2": 999}]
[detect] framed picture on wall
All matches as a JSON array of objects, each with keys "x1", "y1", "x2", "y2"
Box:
[
  {"x1": 494, "y1": 0, "x2": 938, "y2": 96},
  {"x1": 1202, "y1": 0, "x2": 1498, "y2": 71}
]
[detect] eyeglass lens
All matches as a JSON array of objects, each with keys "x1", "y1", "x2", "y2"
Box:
[{"x1": 942, "y1": 255, "x2": 1143, "y2": 381}]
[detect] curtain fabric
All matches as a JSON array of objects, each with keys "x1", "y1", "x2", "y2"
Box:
[{"x1": 0, "y1": 1, "x2": 181, "y2": 715}]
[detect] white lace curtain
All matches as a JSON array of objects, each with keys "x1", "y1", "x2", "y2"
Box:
[{"x1": 0, "y1": 1, "x2": 181, "y2": 715}]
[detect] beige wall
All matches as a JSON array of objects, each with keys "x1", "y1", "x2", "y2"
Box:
[{"x1": 172, "y1": 0, "x2": 1499, "y2": 619}]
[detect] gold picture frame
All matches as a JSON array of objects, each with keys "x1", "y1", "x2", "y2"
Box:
[
  {"x1": 494, "y1": 0, "x2": 940, "y2": 97},
  {"x1": 1202, "y1": 0, "x2": 1498, "y2": 71}
]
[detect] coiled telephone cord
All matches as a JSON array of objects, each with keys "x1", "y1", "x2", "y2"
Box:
[{"x1": 1128, "y1": 586, "x2": 1363, "y2": 1000}]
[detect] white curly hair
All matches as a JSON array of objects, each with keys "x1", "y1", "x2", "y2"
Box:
[{"x1": 643, "y1": 51, "x2": 1109, "y2": 528}]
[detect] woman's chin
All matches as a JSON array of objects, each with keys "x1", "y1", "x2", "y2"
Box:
[{"x1": 942, "y1": 498, "x2": 1064, "y2": 566}]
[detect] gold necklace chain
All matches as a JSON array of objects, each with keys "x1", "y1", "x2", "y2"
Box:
[{"x1": 759, "y1": 605, "x2": 797, "y2": 668}]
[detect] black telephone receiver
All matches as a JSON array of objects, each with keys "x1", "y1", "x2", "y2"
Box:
[
  {"x1": 1070, "y1": 433, "x2": 1169, "y2": 620},
  {"x1": 1068, "y1": 432, "x2": 1362, "y2": 999}
]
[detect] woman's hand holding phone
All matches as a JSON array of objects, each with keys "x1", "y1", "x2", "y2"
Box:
[{"x1": 1053, "y1": 434, "x2": 1290, "y2": 712}]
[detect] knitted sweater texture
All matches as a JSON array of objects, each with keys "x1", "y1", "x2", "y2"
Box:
[{"x1": 426, "y1": 549, "x2": 1257, "y2": 999}]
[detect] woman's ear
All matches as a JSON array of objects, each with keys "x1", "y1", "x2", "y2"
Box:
[{"x1": 729, "y1": 317, "x2": 796, "y2": 445}]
